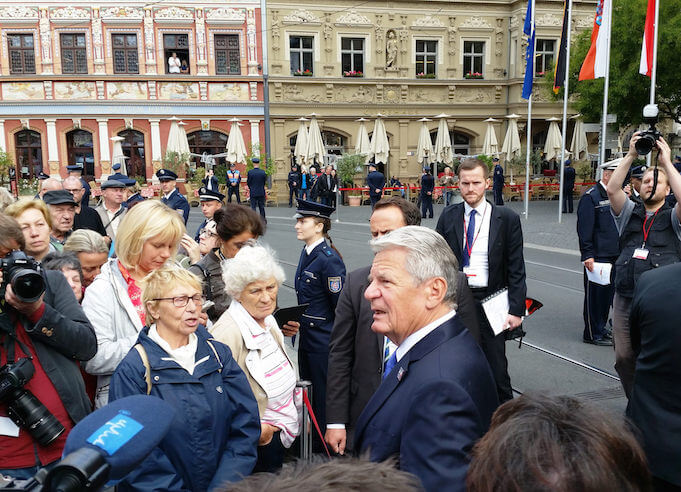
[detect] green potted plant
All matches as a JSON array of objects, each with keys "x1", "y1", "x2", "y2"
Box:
[
  {"x1": 575, "y1": 161, "x2": 594, "y2": 194},
  {"x1": 336, "y1": 153, "x2": 366, "y2": 206},
  {"x1": 162, "y1": 150, "x2": 190, "y2": 178},
  {"x1": 0, "y1": 150, "x2": 14, "y2": 189}
]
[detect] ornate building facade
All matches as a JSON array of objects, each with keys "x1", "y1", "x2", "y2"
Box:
[
  {"x1": 266, "y1": 0, "x2": 595, "y2": 186},
  {"x1": 0, "y1": 1, "x2": 264, "y2": 181}
]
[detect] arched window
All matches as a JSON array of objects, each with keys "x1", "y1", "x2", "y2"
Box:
[
  {"x1": 429, "y1": 130, "x2": 471, "y2": 156},
  {"x1": 187, "y1": 130, "x2": 228, "y2": 169},
  {"x1": 532, "y1": 129, "x2": 548, "y2": 152},
  {"x1": 15, "y1": 130, "x2": 42, "y2": 180},
  {"x1": 289, "y1": 130, "x2": 348, "y2": 167},
  {"x1": 66, "y1": 129, "x2": 94, "y2": 178},
  {"x1": 119, "y1": 129, "x2": 146, "y2": 178}
]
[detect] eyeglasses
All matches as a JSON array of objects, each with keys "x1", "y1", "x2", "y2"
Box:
[
  {"x1": 152, "y1": 294, "x2": 205, "y2": 308},
  {"x1": 199, "y1": 229, "x2": 218, "y2": 238}
]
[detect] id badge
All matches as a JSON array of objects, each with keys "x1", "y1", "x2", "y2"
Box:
[
  {"x1": 632, "y1": 248, "x2": 649, "y2": 260},
  {"x1": 463, "y1": 266, "x2": 476, "y2": 278}
]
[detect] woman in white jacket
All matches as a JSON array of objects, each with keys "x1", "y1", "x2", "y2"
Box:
[{"x1": 83, "y1": 200, "x2": 185, "y2": 407}]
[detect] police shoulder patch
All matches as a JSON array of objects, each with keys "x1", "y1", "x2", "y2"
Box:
[{"x1": 328, "y1": 276, "x2": 342, "y2": 293}]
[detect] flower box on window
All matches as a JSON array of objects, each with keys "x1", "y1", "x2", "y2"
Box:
[
  {"x1": 416, "y1": 72, "x2": 436, "y2": 79},
  {"x1": 343, "y1": 70, "x2": 364, "y2": 78},
  {"x1": 293, "y1": 69, "x2": 313, "y2": 76},
  {"x1": 464, "y1": 72, "x2": 484, "y2": 79}
]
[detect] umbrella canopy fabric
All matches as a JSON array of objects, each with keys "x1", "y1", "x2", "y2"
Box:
[
  {"x1": 544, "y1": 117, "x2": 563, "y2": 162},
  {"x1": 501, "y1": 114, "x2": 522, "y2": 161},
  {"x1": 294, "y1": 117, "x2": 309, "y2": 166},
  {"x1": 433, "y1": 114, "x2": 453, "y2": 165},
  {"x1": 482, "y1": 118, "x2": 500, "y2": 156},
  {"x1": 416, "y1": 118, "x2": 433, "y2": 167},
  {"x1": 110, "y1": 136, "x2": 127, "y2": 175},
  {"x1": 305, "y1": 115, "x2": 326, "y2": 166},
  {"x1": 570, "y1": 115, "x2": 588, "y2": 160},
  {"x1": 355, "y1": 118, "x2": 371, "y2": 163},
  {"x1": 167, "y1": 119, "x2": 190, "y2": 155},
  {"x1": 368, "y1": 115, "x2": 390, "y2": 165},
  {"x1": 226, "y1": 118, "x2": 248, "y2": 164}
]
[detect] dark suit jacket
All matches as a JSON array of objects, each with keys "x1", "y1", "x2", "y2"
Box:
[
  {"x1": 246, "y1": 168, "x2": 267, "y2": 198},
  {"x1": 327, "y1": 266, "x2": 480, "y2": 450},
  {"x1": 74, "y1": 204, "x2": 107, "y2": 237},
  {"x1": 201, "y1": 176, "x2": 219, "y2": 191},
  {"x1": 627, "y1": 263, "x2": 681, "y2": 486},
  {"x1": 420, "y1": 173, "x2": 434, "y2": 197},
  {"x1": 354, "y1": 317, "x2": 498, "y2": 491},
  {"x1": 436, "y1": 201, "x2": 527, "y2": 317},
  {"x1": 366, "y1": 171, "x2": 385, "y2": 198}
]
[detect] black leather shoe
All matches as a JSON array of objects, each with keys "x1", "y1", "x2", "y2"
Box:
[{"x1": 583, "y1": 337, "x2": 613, "y2": 346}]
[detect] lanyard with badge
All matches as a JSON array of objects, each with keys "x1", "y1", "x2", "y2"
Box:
[
  {"x1": 633, "y1": 209, "x2": 658, "y2": 260},
  {"x1": 463, "y1": 202, "x2": 488, "y2": 278}
]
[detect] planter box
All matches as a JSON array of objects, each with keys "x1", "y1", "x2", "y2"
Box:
[{"x1": 348, "y1": 195, "x2": 362, "y2": 207}]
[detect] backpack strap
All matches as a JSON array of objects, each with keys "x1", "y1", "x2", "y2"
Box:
[{"x1": 134, "y1": 344, "x2": 152, "y2": 395}]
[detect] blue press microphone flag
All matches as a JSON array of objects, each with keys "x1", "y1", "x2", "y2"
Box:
[
  {"x1": 63, "y1": 395, "x2": 175, "y2": 481},
  {"x1": 522, "y1": 0, "x2": 535, "y2": 100}
]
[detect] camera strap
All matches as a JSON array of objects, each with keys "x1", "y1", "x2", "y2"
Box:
[{"x1": 0, "y1": 305, "x2": 33, "y2": 365}]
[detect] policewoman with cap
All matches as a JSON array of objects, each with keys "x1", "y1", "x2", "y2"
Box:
[
  {"x1": 293, "y1": 199, "x2": 346, "y2": 448},
  {"x1": 157, "y1": 169, "x2": 190, "y2": 224}
]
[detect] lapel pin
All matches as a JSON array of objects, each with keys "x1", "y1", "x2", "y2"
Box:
[{"x1": 397, "y1": 367, "x2": 405, "y2": 381}]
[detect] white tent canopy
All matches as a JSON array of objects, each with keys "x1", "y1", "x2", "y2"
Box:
[
  {"x1": 305, "y1": 113, "x2": 326, "y2": 167},
  {"x1": 416, "y1": 117, "x2": 433, "y2": 167},
  {"x1": 226, "y1": 118, "x2": 248, "y2": 165},
  {"x1": 501, "y1": 114, "x2": 522, "y2": 161},
  {"x1": 294, "y1": 117, "x2": 309, "y2": 166},
  {"x1": 368, "y1": 114, "x2": 390, "y2": 165},
  {"x1": 110, "y1": 135, "x2": 127, "y2": 175},
  {"x1": 544, "y1": 117, "x2": 563, "y2": 162},
  {"x1": 482, "y1": 117, "x2": 500, "y2": 156},
  {"x1": 570, "y1": 114, "x2": 588, "y2": 161},
  {"x1": 433, "y1": 113, "x2": 453, "y2": 165},
  {"x1": 355, "y1": 117, "x2": 371, "y2": 163},
  {"x1": 167, "y1": 118, "x2": 191, "y2": 155}
]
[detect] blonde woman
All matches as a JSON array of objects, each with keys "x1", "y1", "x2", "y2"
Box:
[
  {"x1": 83, "y1": 200, "x2": 185, "y2": 407},
  {"x1": 5, "y1": 199, "x2": 55, "y2": 261}
]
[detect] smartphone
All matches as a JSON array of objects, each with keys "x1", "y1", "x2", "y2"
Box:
[{"x1": 202, "y1": 300, "x2": 215, "y2": 312}]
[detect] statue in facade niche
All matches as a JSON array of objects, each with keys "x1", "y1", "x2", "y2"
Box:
[{"x1": 386, "y1": 30, "x2": 398, "y2": 67}]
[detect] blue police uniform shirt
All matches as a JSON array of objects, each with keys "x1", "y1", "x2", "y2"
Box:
[
  {"x1": 576, "y1": 182, "x2": 619, "y2": 261},
  {"x1": 247, "y1": 168, "x2": 267, "y2": 198},
  {"x1": 295, "y1": 240, "x2": 346, "y2": 353},
  {"x1": 162, "y1": 188, "x2": 190, "y2": 224},
  {"x1": 493, "y1": 164, "x2": 504, "y2": 188},
  {"x1": 366, "y1": 171, "x2": 386, "y2": 197},
  {"x1": 194, "y1": 218, "x2": 207, "y2": 242},
  {"x1": 563, "y1": 166, "x2": 576, "y2": 190}
]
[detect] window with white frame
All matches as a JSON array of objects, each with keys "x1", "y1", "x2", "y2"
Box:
[
  {"x1": 463, "y1": 41, "x2": 485, "y2": 78},
  {"x1": 535, "y1": 39, "x2": 555, "y2": 76},
  {"x1": 290, "y1": 36, "x2": 314, "y2": 75},
  {"x1": 415, "y1": 40, "x2": 437, "y2": 77},
  {"x1": 341, "y1": 37, "x2": 364, "y2": 76}
]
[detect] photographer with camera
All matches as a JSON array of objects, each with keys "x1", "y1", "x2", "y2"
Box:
[
  {"x1": 0, "y1": 214, "x2": 96, "y2": 480},
  {"x1": 607, "y1": 120, "x2": 681, "y2": 398}
]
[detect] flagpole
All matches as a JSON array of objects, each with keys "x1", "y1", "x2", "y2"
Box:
[
  {"x1": 598, "y1": 0, "x2": 613, "y2": 176},
  {"x1": 524, "y1": 0, "x2": 536, "y2": 220},
  {"x1": 558, "y1": 0, "x2": 574, "y2": 224}
]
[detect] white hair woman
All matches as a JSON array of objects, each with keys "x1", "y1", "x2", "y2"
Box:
[
  {"x1": 210, "y1": 244, "x2": 301, "y2": 473},
  {"x1": 83, "y1": 200, "x2": 185, "y2": 407}
]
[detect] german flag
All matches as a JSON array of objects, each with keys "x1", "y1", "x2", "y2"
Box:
[{"x1": 553, "y1": 1, "x2": 569, "y2": 94}]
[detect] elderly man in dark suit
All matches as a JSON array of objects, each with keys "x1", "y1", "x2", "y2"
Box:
[
  {"x1": 354, "y1": 226, "x2": 498, "y2": 492},
  {"x1": 436, "y1": 157, "x2": 527, "y2": 403},
  {"x1": 325, "y1": 197, "x2": 480, "y2": 455}
]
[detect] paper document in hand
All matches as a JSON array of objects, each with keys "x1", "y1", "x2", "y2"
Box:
[
  {"x1": 585, "y1": 262, "x2": 612, "y2": 286},
  {"x1": 482, "y1": 289, "x2": 510, "y2": 336}
]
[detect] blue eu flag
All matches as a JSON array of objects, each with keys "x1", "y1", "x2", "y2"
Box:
[{"x1": 522, "y1": 0, "x2": 535, "y2": 100}]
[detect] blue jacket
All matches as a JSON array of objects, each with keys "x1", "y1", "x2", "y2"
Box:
[
  {"x1": 247, "y1": 168, "x2": 267, "y2": 198},
  {"x1": 493, "y1": 164, "x2": 504, "y2": 188},
  {"x1": 109, "y1": 326, "x2": 260, "y2": 492},
  {"x1": 576, "y1": 183, "x2": 619, "y2": 261},
  {"x1": 420, "y1": 173, "x2": 434, "y2": 197},
  {"x1": 563, "y1": 166, "x2": 576, "y2": 191},
  {"x1": 162, "y1": 188, "x2": 190, "y2": 224},
  {"x1": 80, "y1": 176, "x2": 91, "y2": 206},
  {"x1": 366, "y1": 171, "x2": 386, "y2": 198},
  {"x1": 355, "y1": 316, "x2": 498, "y2": 492},
  {"x1": 295, "y1": 241, "x2": 346, "y2": 353}
]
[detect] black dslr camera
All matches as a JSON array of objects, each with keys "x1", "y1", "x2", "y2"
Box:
[
  {"x1": 0, "y1": 251, "x2": 45, "y2": 303},
  {"x1": 0, "y1": 358, "x2": 65, "y2": 447},
  {"x1": 635, "y1": 104, "x2": 662, "y2": 156}
]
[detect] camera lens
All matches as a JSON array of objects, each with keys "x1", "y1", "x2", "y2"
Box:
[
  {"x1": 10, "y1": 269, "x2": 45, "y2": 303},
  {"x1": 7, "y1": 389, "x2": 65, "y2": 447},
  {"x1": 635, "y1": 134, "x2": 656, "y2": 156}
]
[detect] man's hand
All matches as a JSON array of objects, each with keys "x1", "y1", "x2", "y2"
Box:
[
  {"x1": 325, "y1": 428, "x2": 347, "y2": 455},
  {"x1": 505, "y1": 314, "x2": 522, "y2": 330},
  {"x1": 5, "y1": 284, "x2": 44, "y2": 317},
  {"x1": 375, "y1": 188, "x2": 381, "y2": 194},
  {"x1": 281, "y1": 320, "x2": 300, "y2": 337},
  {"x1": 628, "y1": 131, "x2": 641, "y2": 157},
  {"x1": 259, "y1": 423, "x2": 279, "y2": 446},
  {"x1": 583, "y1": 258, "x2": 595, "y2": 272},
  {"x1": 427, "y1": 191, "x2": 432, "y2": 196},
  {"x1": 198, "y1": 311, "x2": 208, "y2": 326},
  {"x1": 656, "y1": 136, "x2": 673, "y2": 166},
  {"x1": 623, "y1": 184, "x2": 632, "y2": 197}
]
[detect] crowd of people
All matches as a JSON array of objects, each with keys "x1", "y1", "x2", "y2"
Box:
[{"x1": 0, "y1": 143, "x2": 678, "y2": 492}]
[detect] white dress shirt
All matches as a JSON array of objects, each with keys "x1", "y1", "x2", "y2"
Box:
[
  {"x1": 395, "y1": 310, "x2": 457, "y2": 362},
  {"x1": 462, "y1": 200, "x2": 491, "y2": 288},
  {"x1": 305, "y1": 237, "x2": 324, "y2": 255}
]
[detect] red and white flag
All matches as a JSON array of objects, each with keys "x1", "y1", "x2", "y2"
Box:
[
  {"x1": 578, "y1": 0, "x2": 612, "y2": 80},
  {"x1": 639, "y1": 0, "x2": 656, "y2": 77}
]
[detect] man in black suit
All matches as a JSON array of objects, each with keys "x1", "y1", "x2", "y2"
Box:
[
  {"x1": 247, "y1": 157, "x2": 267, "y2": 221},
  {"x1": 325, "y1": 196, "x2": 480, "y2": 455},
  {"x1": 627, "y1": 263, "x2": 681, "y2": 491},
  {"x1": 317, "y1": 165, "x2": 335, "y2": 206},
  {"x1": 562, "y1": 160, "x2": 576, "y2": 213},
  {"x1": 420, "y1": 167, "x2": 435, "y2": 218},
  {"x1": 436, "y1": 157, "x2": 527, "y2": 403},
  {"x1": 366, "y1": 164, "x2": 385, "y2": 210},
  {"x1": 354, "y1": 226, "x2": 498, "y2": 491}
]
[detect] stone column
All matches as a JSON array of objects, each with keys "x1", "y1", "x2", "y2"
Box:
[
  {"x1": 399, "y1": 119, "x2": 409, "y2": 174},
  {"x1": 0, "y1": 120, "x2": 6, "y2": 152},
  {"x1": 96, "y1": 118, "x2": 111, "y2": 176},
  {"x1": 45, "y1": 119, "x2": 59, "y2": 176},
  {"x1": 150, "y1": 119, "x2": 162, "y2": 171},
  {"x1": 249, "y1": 119, "x2": 260, "y2": 152},
  {"x1": 272, "y1": 119, "x2": 286, "y2": 178}
]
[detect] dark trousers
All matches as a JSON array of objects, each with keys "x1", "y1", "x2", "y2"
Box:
[
  {"x1": 613, "y1": 293, "x2": 635, "y2": 398},
  {"x1": 582, "y1": 267, "x2": 614, "y2": 341},
  {"x1": 473, "y1": 292, "x2": 513, "y2": 403},
  {"x1": 298, "y1": 349, "x2": 328, "y2": 450},
  {"x1": 421, "y1": 195, "x2": 433, "y2": 218},
  {"x1": 289, "y1": 187, "x2": 298, "y2": 207},
  {"x1": 227, "y1": 185, "x2": 240, "y2": 203},
  {"x1": 493, "y1": 186, "x2": 504, "y2": 205},
  {"x1": 370, "y1": 194, "x2": 381, "y2": 210},
  {"x1": 299, "y1": 188, "x2": 308, "y2": 201},
  {"x1": 562, "y1": 189, "x2": 574, "y2": 213},
  {"x1": 254, "y1": 431, "x2": 284, "y2": 473},
  {"x1": 250, "y1": 196, "x2": 266, "y2": 220}
]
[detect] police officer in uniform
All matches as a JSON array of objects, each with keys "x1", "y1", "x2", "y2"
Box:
[
  {"x1": 577, "y1": 160, "x2": 619, "y2": 345},
  {"x1": 492, "y1": 157, "x2": 505, "y2": 206},
  {"x1": 157, "y1": 169, "x2": 190, "y2": 224},
  {"x1": 562, "y1": 160, "x2": 576, "y2": 213},
  {"x1": 194, "y1": 187, "x2": 225, "y2": 241},
  {"x1": 294, "y1": 200, "x2": 346, "y2": 449},
  {"x1": 288, "y1": 164, "x2": 301, "y2": 207},
  {"x1": 226, "y1": 163, "x2": 242, "y2": 203},
  {"x1": 420, "y1": 166, "x2": 434, "y2": 218}
]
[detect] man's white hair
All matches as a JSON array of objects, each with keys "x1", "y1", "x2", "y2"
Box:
[
  {"x1": 370, "y1": 225, "x2": 459, "y2": 307},
  {"x1": 222, "y1": 243, "x2": 285, "y2": 299}
]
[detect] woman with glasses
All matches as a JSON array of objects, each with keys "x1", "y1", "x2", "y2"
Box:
[
  {"x1": 188, "y1": 203, "x2": 264, "y2": 322},
  {"x1": 110, "y1": 265, "x2": 260, "y2": 491},
  {"x1": 83, "y1": 200, "x2": 185, "y2": 408},
  {"x1": 211, "y1": 245, "x2": 301, "y2": 472}
]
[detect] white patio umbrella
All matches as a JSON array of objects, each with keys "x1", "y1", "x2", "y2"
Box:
[
  {"x1": 305, "y1": 113, "x2": 326, "y2": 167},
  {"x1": 501, "y1": 114, "x2": 522, "y2": 182},
  {"x1": 355, "y1": 118, "x2": 371, "y2": 163},
  {"x1": 433, "y1": 113, "x2": 453, "y2": 166},
  {"x1": 482, "y1": 118, "x2": 500, "y2": 156},
  {"x1": 368, "y1": 114, "x2": 390, "y2": 165},
  {"x1": 416, "y1": 118, "x2": 433, "y2": 167},
  {"x1": 167, "y1": 118, "x2": 191, "y2": 155},
  {"x1": 570, "y1": 114, "x2": 588, "y2": 160},
  {"x1": 226, "y1": 118, "x2": 248, "y2": 164},
  {"x1": 544, "y1": 117, "x2": 563, "y2": 162},
  {"x1": 294, "y1": 117, "x2": 309, "y2": 166},
  {"x1": 110, "y1": 135, "x2": 127, "y2": 175}
]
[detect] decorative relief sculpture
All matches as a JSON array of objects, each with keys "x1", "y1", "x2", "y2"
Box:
[
  {"x1": 155, "y1": 6, "x2": 193, "y2": 20},
  {"x1": 247, "y1": 9, "x2": 258, "y2": 75},
  {"x1": 460, "y1": 16, "x2": 492, "y2": 29},
  {"x1": 157, "y1": 82, "x2": 199, "y2": 100},
  {"x1": 412, "y1": 14, "x2": 445, "y2": 29},
  {"x1": 282, "y1": 9, "x2": 321, "y2": 25},
  {"x1": 100, "y1": 7, "x2": 143, "y2": 19},
  {"x1": 511, "y1": 15, "x2": 519, "y2": 29},
  {"x1": 575, "y1": 16, "x2": 592, "y2": 28},
  {"x1": 144, "y1": 10, "x2": 156, "y2": 67},
  {"x1": 448, "y1": 16, "x2": 457, "y2": 57},
  {"x1": 208, "y1": 83, "x2": 249, "y2": 101},
  {"x1": 536, "y1": 13, "x2": 561, "y2": 27},
  {"x1": 39, "y1": 11, "x2": 52, "y2": 65},
  {"x1": 91, "y1": 17, "x2": 104, "y2": 64},
  {"x1": 2, "y1": 83, "x2": 44, "y2": 100},
  {"x1": 335, "y1": 9, "x2": 371, "y2": 26},
  {"x1": 206, "y1": 7, "x2": 246, "y2": 22},
  {"x1": 495, "y1": 18, "x2": 504, "y2": 57},
  {"x1": 50, "y1": 7, "x2": 89, "y2": 19},
  {"x1": 0, "y1": 6, "x2": 38, "y2": 19},
  {"x1": 195, "y1": 10, "x2": 207, "y2": 73},
  {"x1": 337, "y1": 85, "x2": 374, "y2": 104},
  {"x1": 386, "y1": 30, "x2": 398, "y2": 67},
  {"x1": 54, "y1": 81, "x2": 96, "y2": 99},
  {"x1": 271, "y1": 11, "x2": 280, "y2": 51},
  {"x1": 107, "y1": 82, "x2": 148, "y2": 100},
  {"x1": 283, "y1": 84, "x2": 321, "y2": 102}
]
